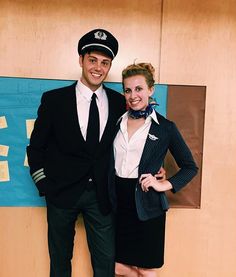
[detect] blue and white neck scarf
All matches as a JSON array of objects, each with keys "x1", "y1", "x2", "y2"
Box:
[{"x1": 128, "y1": 104, "x2": 154, "y2": 119}]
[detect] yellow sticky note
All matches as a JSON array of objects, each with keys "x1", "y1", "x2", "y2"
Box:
[
  {"x1": 0, "y1": 116, "x2": 7, "y2": 129},
  {"x1": 0, "y1": 145, "x2": 9, "y2": 157},
  {"x1": 26, "y1": 119, "x2": 36, "y2": 139},
  {"x1": 0, "y1": 161, "x2": 10, "y2": 182},
  {"x1": 24, "y1": 152, "x2": 29, "y2": 167}
]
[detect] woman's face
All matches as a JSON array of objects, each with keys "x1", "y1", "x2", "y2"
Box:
[{"x1": 123, "y1": 75, "x2": 154, "y2": 111}]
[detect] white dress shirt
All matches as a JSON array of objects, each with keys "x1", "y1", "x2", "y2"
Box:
[
  {"x1": 113, "y1": 110, "x2": 159, "y2": 178},
  {"x1": 75, "y1": 80, "x2": 109, "y2": 141}
]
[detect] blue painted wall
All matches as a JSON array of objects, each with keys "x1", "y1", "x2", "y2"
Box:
[{"x1": 0, "y1": 77, "x2": 167, "y2": 206}]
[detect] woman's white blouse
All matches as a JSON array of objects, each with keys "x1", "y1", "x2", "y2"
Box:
[{"x1": 113, "y1": 111, "x2": 159, "y2": 178}]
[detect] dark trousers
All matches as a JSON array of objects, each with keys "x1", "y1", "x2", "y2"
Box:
[{"x1": 46, "y1": 187, "x2": 115, "y2": 277}]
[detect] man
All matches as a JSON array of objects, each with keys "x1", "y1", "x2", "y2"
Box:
[{"x1": 27, "y1": 28, "x2": 126, "y2": 277}]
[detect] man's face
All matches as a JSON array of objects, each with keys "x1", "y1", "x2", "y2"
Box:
[{"x1": 79, "y1": 51, "x2": 112, "y2": 91}]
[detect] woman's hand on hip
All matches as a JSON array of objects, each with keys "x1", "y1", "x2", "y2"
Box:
[{"x1": 139, "y1": 173, "x2": 173, "y2": 192}]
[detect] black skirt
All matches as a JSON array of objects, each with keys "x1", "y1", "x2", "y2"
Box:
[{"x1": 115, "y1": 176, "x2": 166, "y2": 268}]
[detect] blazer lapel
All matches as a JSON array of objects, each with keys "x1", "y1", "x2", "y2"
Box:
[
  {"x1": 66, "y1": 82, "x2": 86, "y2": 144},
  {"x1": 139, "y1": 121, "x2": 161, "y2": 174},
  {"x1": 99, "y1": 87, "x2": 121, "y2": 144}
]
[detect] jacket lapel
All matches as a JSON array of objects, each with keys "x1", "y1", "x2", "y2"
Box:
[
  {"x1": 66, "y1": 82, "x2": 87, "y2": 143},
  {"x1": 139, "y1": 120, "x2": 161, "y2": 174},
  {"x1": 99, "y1": 87, "x2": 122, "y2": 144}
]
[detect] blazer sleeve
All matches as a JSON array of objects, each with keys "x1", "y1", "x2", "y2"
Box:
[
  {"x1": 167, "y1": 122, "x2": 198, "y2": 193},
  {"x1": 26, "y1": 92, "x2": 54, "y2": 196}
]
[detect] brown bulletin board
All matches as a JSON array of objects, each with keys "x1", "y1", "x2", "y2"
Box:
[{"x1": 165, "y1": 85, "x2": 206, "y2": 208}]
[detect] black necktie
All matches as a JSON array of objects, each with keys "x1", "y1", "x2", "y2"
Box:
[{"x1": 86, "y1": 93, "x2": 100, "y2": 153}]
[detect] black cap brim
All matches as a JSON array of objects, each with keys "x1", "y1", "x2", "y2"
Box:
[{"x1": 80, "y1": 45, "x2": 114, "y2": 59}]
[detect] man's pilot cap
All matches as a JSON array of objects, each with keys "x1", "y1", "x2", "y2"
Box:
[{"x1": 78, "y1": 28, "x2": 118, "y2": 59}]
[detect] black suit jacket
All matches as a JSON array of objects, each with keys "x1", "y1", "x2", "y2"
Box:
[
  {"x1": 27, "y1": 82, "x2": 126, "y2": 214},
  {"x1": 108, "y1": 111, "x2": 198, "y2": 220}
]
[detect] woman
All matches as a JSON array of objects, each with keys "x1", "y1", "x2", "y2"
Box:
[{"x1": 109, "y1": 63, "x2": 198, "y2": 277}]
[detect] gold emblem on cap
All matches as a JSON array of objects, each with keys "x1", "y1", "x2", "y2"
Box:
[{"x1": 94, "y1": 31, "x2": 107, "y2": 40}]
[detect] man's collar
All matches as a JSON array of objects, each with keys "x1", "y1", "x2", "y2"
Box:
[{"x1": 76, "y1": 79, "x2": 103, "y2": 101}]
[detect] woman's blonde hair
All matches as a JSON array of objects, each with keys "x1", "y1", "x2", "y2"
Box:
[{"x1": 122, "y1": 62, "x2": 155, "y2": 89}]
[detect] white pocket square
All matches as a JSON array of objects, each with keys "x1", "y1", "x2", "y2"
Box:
[{"x1": 148, "y1": 133, "x2": 158, "y2": 141}]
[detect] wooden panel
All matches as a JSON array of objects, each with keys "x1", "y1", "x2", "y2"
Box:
[
  {"x1": 1, "y1": 0, "x2": 236, "y2": 276},
  {"x1": 160, "y1": 0, "x2": 236, "y2": 276},
  {"x1": 0, "y1": 0, "x2": 162, "y2": 81},
  {"x1": 0, "y1": 208, "x2": 92, "y2": 277},
  {"x1": 0, "y1": 1, "x2": 162, "y2": 276}
]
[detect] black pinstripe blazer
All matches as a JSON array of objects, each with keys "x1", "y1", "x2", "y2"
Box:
[
  {"x1": 27, "y1": 82, "x2": 126, "y2": 214},
  {"x1": 108, "y1": 111, "x2": 198, "y2": 220}
]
